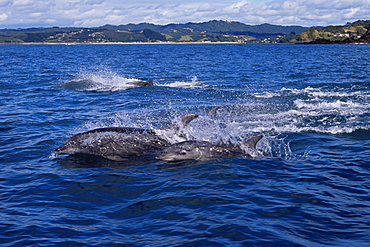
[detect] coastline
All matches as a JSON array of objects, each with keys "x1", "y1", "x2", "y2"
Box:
[{"x1": 0, "y1": 41, "x2": 244, "y2": 45}]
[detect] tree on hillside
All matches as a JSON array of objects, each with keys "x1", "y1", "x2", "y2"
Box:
[{"x1": 142, "y1": 29, "x2": 166, "y2": 41}]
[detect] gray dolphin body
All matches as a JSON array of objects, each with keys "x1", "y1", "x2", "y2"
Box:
[
  {"x1": 156, "y1": 134, "x2": 264, "y2": 161},
  {"x1": 55, "y1": 114, "x2": 198, "y2": 161},
  {"x1": 126, "y1": 79, "x2": 154, "y2": 86}
]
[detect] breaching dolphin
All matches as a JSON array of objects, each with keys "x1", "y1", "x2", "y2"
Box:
[
  {"x1": 156, "y1": 134, "x2": 264, "y2": 161},
  {"x1": 55, "y1": 114, "x2": 198, "y2": 161}
]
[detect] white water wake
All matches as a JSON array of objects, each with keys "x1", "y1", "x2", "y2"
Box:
[
  {"x1": 157, "y1": 76, "x2": 206, "y2": 88},
  {"x1": 59, "y1": 69, "x2": 151, "y2": 92},
  {"x1": 246, "y1": 86, "x2": 370, "y2": 134}
]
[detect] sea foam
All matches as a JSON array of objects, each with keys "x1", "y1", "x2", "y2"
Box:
[{"x1": 59, "y1": 69, "x2": 149, "y2": 92}]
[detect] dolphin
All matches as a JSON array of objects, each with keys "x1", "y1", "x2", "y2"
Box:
[
  {"x1": 126, "y1": 79, "x2": 154, "y2": 86},
  {"x1": 55, "y1": 114, "x2": 198, "y2": 161},
  {"x1": 208, "y1": 106, "x2": 220, "y2": 117},
  {"x1": 156, "y1": 134, "x2": 264, "y2": 161}
]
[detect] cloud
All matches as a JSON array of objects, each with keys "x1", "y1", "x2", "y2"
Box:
[
  {"x1": 223, "y1": 1, "x2": 253, "y2": 14},
  {"x1": 0, "y1": 0, "x2": 369, "y2": 28},
  {"x1": 0, "y1": 13, "x2": 7, "y2": 21},
  {"x1": 238, "y1": 0, "x2": 370, "y2": 26}
]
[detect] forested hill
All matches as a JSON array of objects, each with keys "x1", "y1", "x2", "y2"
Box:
[
  {"x1": 101, "y1": 21, "x2": 306, "y2": 36},
  {"x1": 0, "y1": 20, "x2": 306, "y2": 43},
  {"x1": 292, "y1": 20, "x2": 370, "y2": 43}
]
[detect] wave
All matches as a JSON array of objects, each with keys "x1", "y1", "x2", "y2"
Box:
[
  {"x1": 157, "y1": 76, "x2": 206, "y2": 88},
  {"x1": 59, "y1": 69, "x2": 151, "y2": 92},
  {"x1": 245, "y1": 86, "x2": 370, "y2": 134},
  {"x1": 254, "y1": 86, "x2": 370, "y2": 99}
]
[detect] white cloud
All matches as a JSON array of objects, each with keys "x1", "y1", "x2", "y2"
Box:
[
  {"x1": 13, "y1": 0, "x2": 33, "y2": 6},
  {"x1": 224, "y1": 1, "x2": 253, "y2": 14},
  {"x1": 238, "y1": 0, "x2": 370, "y2": 26},
  {"x1": 0, "y1": 13, "x2": 7, "y2": 21},
  {"x1": 29, "y1": 12, "x2": 42, "y2": 18},
  {"x1": 0, "y1": 0, "x2": 369, "y2": 28}
]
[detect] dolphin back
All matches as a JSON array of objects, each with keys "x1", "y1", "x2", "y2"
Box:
[
  {"x1": 126, "y1": 79, "x2": 154, "y2": 86},
  {"x1": 54, "y1": 127, "x2": 169, "y2": 160}
]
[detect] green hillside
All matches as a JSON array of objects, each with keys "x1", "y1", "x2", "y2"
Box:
[
  {"x1": 0, "y1": 20, "x2": 307, "y2": 43},
  {"x1": 2, "y1": 20, "x2": 369, "y2": 44},
  {"x1": 292, "y1": 20, "x2": 370, "y2": 43}
]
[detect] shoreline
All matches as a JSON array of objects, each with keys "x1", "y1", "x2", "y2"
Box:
[{"x1": 0, "y1": 41, "x2": 245, "y2": 45}]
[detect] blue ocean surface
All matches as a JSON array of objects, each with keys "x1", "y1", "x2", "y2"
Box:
[{"x1": 0, "y1": 43, "x2": 369, "y2": 246}]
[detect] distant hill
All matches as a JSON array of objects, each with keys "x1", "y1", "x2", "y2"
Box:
[
  {"x1": 292, "y1": 20, "x2": 370, "y2": 43},
  {"x1": 0, "y1": 20, "x2": 307, "y2": 43},
  {"x1": 103, "y1": 20, "x2": 306, "y2": 36},
  {"x1": 2, "y1": 20, "x2": 369, "y2": 44}
]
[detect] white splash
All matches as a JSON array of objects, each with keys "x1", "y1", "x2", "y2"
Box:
[
  {"x1": 159, "y1": 76, "x2": 205, "y2": 88},
  {"x1": 249, "y1": 86, "x2": 370, "y2": 134},
  {"x1": 59, "y1": 69, "x2": 150, "y2": 92}
]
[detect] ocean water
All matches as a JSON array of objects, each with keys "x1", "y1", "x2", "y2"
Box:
[{"x1": 1, "y1": 43, "x2": 369, "y2": 246}]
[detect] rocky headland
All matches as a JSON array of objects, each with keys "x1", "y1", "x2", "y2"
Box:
[{"x1": 302, "y1": 27, "x2": 370, "y2": 44}]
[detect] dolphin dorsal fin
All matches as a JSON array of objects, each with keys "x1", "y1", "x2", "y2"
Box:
[
  {"x1": 161, "y1": 114, "x2": 199, "y2": 130},
  {"x1": 208, "y1": 106, "x2": 220, "y2": 117},
  {"x1": 242, "y1": 134, "x2": 263, "y2": 150},
  {"x1": 180, "y1": 114, "x2": 199, "y2": 126}
]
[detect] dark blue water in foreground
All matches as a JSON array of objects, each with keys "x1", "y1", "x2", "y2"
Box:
[{"x1": 1, "y1": 43, "x2": 370, "y2": 246}]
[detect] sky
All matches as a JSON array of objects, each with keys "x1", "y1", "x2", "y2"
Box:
[{"x1": 0, "y1": 0, "x2": 369, "y2": 28}]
